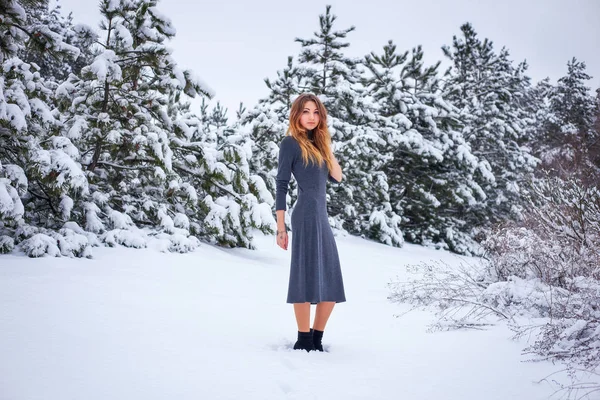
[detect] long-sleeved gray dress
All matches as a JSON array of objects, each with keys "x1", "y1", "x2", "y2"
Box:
[{"x1": 276, "y1": 134, "x2": 346, "y2": 304}]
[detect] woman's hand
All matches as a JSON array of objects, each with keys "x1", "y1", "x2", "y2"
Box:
[{"x1": 276, "y1": 230, "x2": 288, "y2": 250}]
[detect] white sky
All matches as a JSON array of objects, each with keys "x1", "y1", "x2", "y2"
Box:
[{"x1": 55, "y1": 0, "x2": 600, "y2": 118}]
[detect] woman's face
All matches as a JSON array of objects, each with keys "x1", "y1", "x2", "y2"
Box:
[{"x1": 299, "y1": 100, "x2": 320, "y2": 131}]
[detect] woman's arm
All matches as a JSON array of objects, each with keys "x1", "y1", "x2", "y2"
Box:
[
  {"x1": 276, "y1": 210, "x2": 286, "y2": 233},
  {"x1": 275, "y1": 137, "x2": 295, "y2": 250},
  {"x1": 276, "y1": 137, "x2": 295, "y2": 211},
  {"x1": 329, "y1": 152, "x2": 342, "y2": 183}
]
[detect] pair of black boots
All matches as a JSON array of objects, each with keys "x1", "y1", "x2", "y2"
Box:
[{"x1": 293, "y1": 328, "x2": 324, "y2": 352}]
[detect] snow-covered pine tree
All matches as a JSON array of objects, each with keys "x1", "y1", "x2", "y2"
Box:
[
  {"x1": 362, "y1": 40, "x2": 410, "y2": 117},
  {"x1": 294, "y1": 4, "x2": 367, "y2": 127},
  {"x1": 549, "y1": 59, "x2": 596, "y2": 140},
  {"x1": 521, "y1": 77, "x2": 552, "y2": 156},
  {"x1": 294, "y1": 5, "x2": 403, "y2": 246},
  {"x1": 0, "y1": 0, "x2": 36, "y2": 243},
  {"x1": 56, "y1": 0, "x2": 271, "y2": 251},
  {"x1": 363, "y1": 41, "x2": 484, "y2": 253},
  {"x1": 241, "y1": 56, "x2": 304, "y2": 215},
  {"x1": 441, "y1": 23, "x2": 537, "y2": 227},
  {"x1": 541, "y1": 58, "x2": 599, "y2": 181},
  {"x1": 0, "y1": 0, "x2": 90, "y2": 256},
  {"x1": 19, "y1": 1, "x2": 95, "y2": 82},
  {"x1": 194, "y1": 98, "x2": 230, "y2": 144},
  {"x1": 168, "y1": 97, "x2": 275, "y2": 249},
  {"x1": 263, "y1": 56, "x2": 305, "y2": 119}
]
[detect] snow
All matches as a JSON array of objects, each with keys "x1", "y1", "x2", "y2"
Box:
[
  {"x1": 181, "y1": 182, "x2": 198, "y2": 202},
  {"x1": 57, "y1": 227, "x2": 92, "y2": 258},
  {"x1": 5, "y1": 103, "x2": 27, "y2": 131},
  {"x1": 34, "y1": 25, "x2": 81, "y2": 59},
  {"x1": 173, "y1": 213, "x2": 190, "y2": 229},
  {"x1": 114, "y1": 23, "x2": 134, "y2": 48},
  {"x1": 105, "y1": 0, "x2": 120, "y2": 13},
  {"x1": 250, "y1": 174, "x2": 274, "y2": 204},
  {"x1": 103, "y1": 228, "x2": 147, "y2": 248},
  {"x1": 29, "y1": 98, "x2": 56, "y2": 124},
  {"x1": 65, "y1": 116, "x2": 88, "y2": 139},
  {"x1": 182, "y1": 68, "x2": 215, "y2": 98},
  {"x1": 72, "y1": 24, "x2": 98, "y2": 39},
  {"x1": 6, "y1": 1, "x2": 27, "y2": 24},
  {"x1": 171, "y1": 66, "x2": 186, "y2": 90},
  {"x1": 157, "y1": 206, "x2": 175, "y2": 232},
  {"x1": 203, "y1": 195, "x2": 242, "y2": 236},
  {"x1": 0, "y1": 177, "x2": 24, "y2": 218},
  {"x1": 2, "y1": 164, "x2": 27, "y2": 191},
  {"x1": 89, "y1": 50, "x2": 122, "y2": 83},
  {"x1": 109, "y1": 210, "x2": 133, "y2": 229},
  {"x1": 0, "y1": 231, "x2": 572, "y2": 399},
  {"x1": 19, "y1": 233, "x2": 61, "y2": 257},
  {"x1": 59, "y1": 195, "x2": 74, "y2": 219},
  {"x1": 33, "y1": 148, "x2": 88, "y2": 192},
  {"x1": 148, "y1": 7, "x2": 176, "y2": 36},
  {"x1": 0, "y1": 179, "x2": 18, "y2": 215},
  {"x1": 84, "y1": 202, "x2": 105, "y2": 233},
  {"x1": 369, "y1": 208, "x2": 404, "y2": 246},
  {"x1": 0, "y1": 235, "x2": 15, "y2": 252}
]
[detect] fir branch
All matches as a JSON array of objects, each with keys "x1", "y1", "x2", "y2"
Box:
[
  {"x1": 172, "y1": 163, "x2": 241, "y2": 201},
  {"x1": 95, "y1": 161, "x2": 154, "y2": 171}
]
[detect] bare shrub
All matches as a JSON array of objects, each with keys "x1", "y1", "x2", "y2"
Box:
[{"x1": 389, "y1": 176, "x2": 600, "y2": 396}]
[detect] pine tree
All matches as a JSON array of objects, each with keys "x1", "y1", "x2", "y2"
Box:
[
  {"x1": 55, "y1": 0, "x2": 269, "y2": 250},
  {"x1": 295, "y1": 5, "x2": 358, "y2": 99},
  {"x1": 262, "y1": 56, "x2": 304, "y2": 119},
  {"x1": 362, "y1": 40, "x2": 409, "y2": 116},
  {"x1": 169, "y1": 99, "x2": 275, "y2": 249},
  {"x1": 294, "y1": 4, "x2": 369, "y2": 128},
  {"x1": 549, "y1": 59, "x2": 596, "y2": 139},
  {"x1": 1, "y1": 0, "x2": 89, "y2": 256},
  {"x1": 522, "y1": 77, "x2": 552, "y2": 151},
  {"x1": 195, "y1": 98, "x2": 229, "y2": 143},
  {"x1": 540, "y1": 59, "x2": 599, "y2": 182},
  {"x1": 364, "y1": 41, "x2": 484, "y2": 253},
  {"x1": 442, "y1": 23, "x2": 537, "y2": 227},
  {"x1": 19, "y1": 2, "x2": 95, "y2": 82}
]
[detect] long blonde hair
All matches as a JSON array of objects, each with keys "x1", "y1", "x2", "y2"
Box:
[{"x1": 287, "y1": 93, "x2": 334, "y2": 173}]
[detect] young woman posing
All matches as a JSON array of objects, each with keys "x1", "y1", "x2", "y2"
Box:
[{"x1": 275, "y1": 93, "x2": 346, "y2": 352}]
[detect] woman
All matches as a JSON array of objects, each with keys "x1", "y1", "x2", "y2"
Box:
[{"x1": 275, "y1": 93, "x2": 346, "y2": 352}]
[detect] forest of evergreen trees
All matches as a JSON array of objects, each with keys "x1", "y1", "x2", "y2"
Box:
[{"x1": 1, "y1": 0, "x2": 599, "y2": 258}]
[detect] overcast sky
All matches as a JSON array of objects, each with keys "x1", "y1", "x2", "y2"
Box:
[{"x1": 54, "y1": 0, "x2": 600, "y2": 118}]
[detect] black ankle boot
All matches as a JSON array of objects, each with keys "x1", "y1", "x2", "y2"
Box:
[
  {"x1": 293, "y1": 331, "x2": 315, "y2": 352},
  {"x1": 311, "y1": 328, "x2": 324, "y2": 352}
]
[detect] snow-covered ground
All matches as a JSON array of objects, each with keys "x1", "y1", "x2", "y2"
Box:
[{"x1": 0, "y1": 231, "x2": 570, "y2": 400}]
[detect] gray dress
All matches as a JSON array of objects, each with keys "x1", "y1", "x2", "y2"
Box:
[{"x1": 276, "y1": 135, "x2": 346, "y2": 304}]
